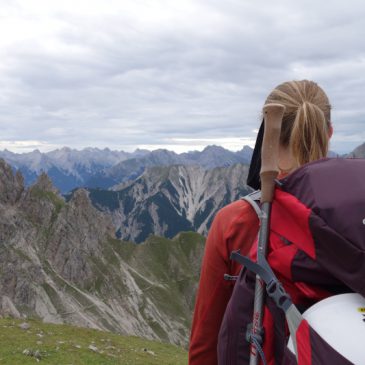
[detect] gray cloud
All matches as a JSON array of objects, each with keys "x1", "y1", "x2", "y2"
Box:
[{"x1": 0, "y1": 0, "x2": 364, "y2": 154}]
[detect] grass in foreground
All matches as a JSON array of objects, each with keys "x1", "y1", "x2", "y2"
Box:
[{"x1": 0, "y1": 318, "x2": 187, "y2": 365}]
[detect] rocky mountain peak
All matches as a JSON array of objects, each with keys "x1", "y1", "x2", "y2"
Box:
[
  {"x1": 70, "y1": 188, "x2": 92, "y2": 209},
  {"x1": 65, "y1": 188, "x2": 115, "y2": 246},
  {"x1": 32, "y1": 172, "x2": 58, "y2": 193},
  {"x1": 0, "y1": 159, "x2": 24, "y2": 204},
  {"x1": 202, "y1": 145, "x2": 226, "y2": 153}
]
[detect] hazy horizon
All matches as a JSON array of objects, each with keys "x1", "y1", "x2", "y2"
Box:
[
  {"x1": 0, "y1": 140, "x2": 360, "y2": 156},
  {"x1": 0, "y1": 142, "x2": 253, "y2": 155}
]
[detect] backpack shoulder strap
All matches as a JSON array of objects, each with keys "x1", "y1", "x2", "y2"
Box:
[{"x1": 241, "y1": 190, "x2": 262, "y2": 220}]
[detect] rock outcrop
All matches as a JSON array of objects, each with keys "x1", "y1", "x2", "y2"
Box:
[
  {"x1": 89, "y1": 163, "x2": 252, "y2": 242},
  {"x1": 0, "y1": 159, "x2": 204, "y2": 346}
]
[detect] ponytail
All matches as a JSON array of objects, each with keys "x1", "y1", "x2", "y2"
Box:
[
  {"x1": 290, "y1": 102, "x2": 329, "y2": 167},
  {"x1": 265, "y1": 80, "x2": 332, "y2": 168}
]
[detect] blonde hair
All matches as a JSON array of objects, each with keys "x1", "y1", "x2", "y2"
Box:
[{"x1": 265, "y1": 80, "x2": 331, "y2": 167}]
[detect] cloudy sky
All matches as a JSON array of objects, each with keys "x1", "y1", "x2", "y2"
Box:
[{"x1": 1, "y1": 0, "x2": 364, "y2": 154}]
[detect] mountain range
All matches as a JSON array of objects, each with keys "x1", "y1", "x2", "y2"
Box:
[
  {"x1": 0, "y1": 147, "x2": 149, "y2": 193},
  {"x1": 1, "y1": 141, "x2": 364, "y2": 347},
  {"x1": 2, "y1": 142, "x2": 364, "y2": 195},
  {"x1": 68, "y1": 143, "x2": 365, "y2": 244},
  {"x1": 0, "y1": 159, "x2": 204, "y2": 346},
  {"x1": 85, "y1": 163, "x2": 252, "y2": 243},
  {"x1": 0, "y1": 145, "x2": 253, "y2": 193}
]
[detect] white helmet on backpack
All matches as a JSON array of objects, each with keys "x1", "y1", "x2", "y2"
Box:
[{"x1": 287, "y1": 293, "x2": 365, "y2": 364}]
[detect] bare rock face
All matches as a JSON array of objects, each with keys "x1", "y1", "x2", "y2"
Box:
[
  {"x1": 21, "y1": 178, "x2": 62, "y2": 228},
  {"x1": 45, "y1": 188, "x2": 114, "y2": 287},
  {"x1": 92, "y1": 163, "x2": 252, "y2": 243},
  {"x1": 0, "y1": 159, "x2": 24, "y2": 204},
  {"x1": 33, "y1": 172, "x2": 57, "y2": 193},
  {"x1": 0, "y1": 160, "x2": 204, "y2": 346},
  {"x1": 0, "y1": 161, "x2": 117, "y2": 329}
]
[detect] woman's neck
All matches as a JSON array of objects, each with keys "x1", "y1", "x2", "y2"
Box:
[{"x1": 278, "y1": 146, "x2": 297, "y2": 174}]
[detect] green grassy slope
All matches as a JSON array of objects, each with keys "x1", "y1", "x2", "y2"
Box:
[
  {"x1": 0, "y1": 318, "x2": 187, "y2": 365},
  {"x1": 101, "y1": 232, "x2": 205, "y2": 342}
]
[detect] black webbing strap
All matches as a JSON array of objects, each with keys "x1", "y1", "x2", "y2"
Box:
[{"x1": 230, "y1": 251, "x2": 293, "y2": 313}]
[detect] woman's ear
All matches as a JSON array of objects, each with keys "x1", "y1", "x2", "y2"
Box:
[{"x1": 328, "y1": 123, "x2": 334, "y2": 139}]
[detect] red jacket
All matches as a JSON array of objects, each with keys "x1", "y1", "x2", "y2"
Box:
[{"x1": 189, "y1": 200, "x2": 259, "y2": 365}]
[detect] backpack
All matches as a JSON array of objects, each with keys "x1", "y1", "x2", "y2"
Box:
[{"x1": 217, "y1": 158, "x2": 365, "y2": 365}]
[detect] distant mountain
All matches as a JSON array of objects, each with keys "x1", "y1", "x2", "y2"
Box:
[
  {"x1": 181, "y1": 145, "x2": 253, "y2": 169},
  {"x1": 85, "y1": 163, "x2": 252, "y2": 243},
  {"x1": 347, "y1": 142, "x2": 365, "y2": 158},
  {"x1": 0, "y1": 147, "x2": 149, "y2": 193},
  {"x1": 327, "y1": 150, "x2": 340, "y2": 158},
  {"x1": 86, "y1": 145, "x2": 253, "y2": 190},
  {"x1": 0, "y1": 145, "x2": 252, "y2": 193},
  {"x1": 86, "y1": 149, "x2": 181, "y2": 189},
  {"x1": 0, "y1": 159, "x2": 204, "y2": 347},
  {"x1": 5, "y1": 141, "x2": 365, "y2": 194}
]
